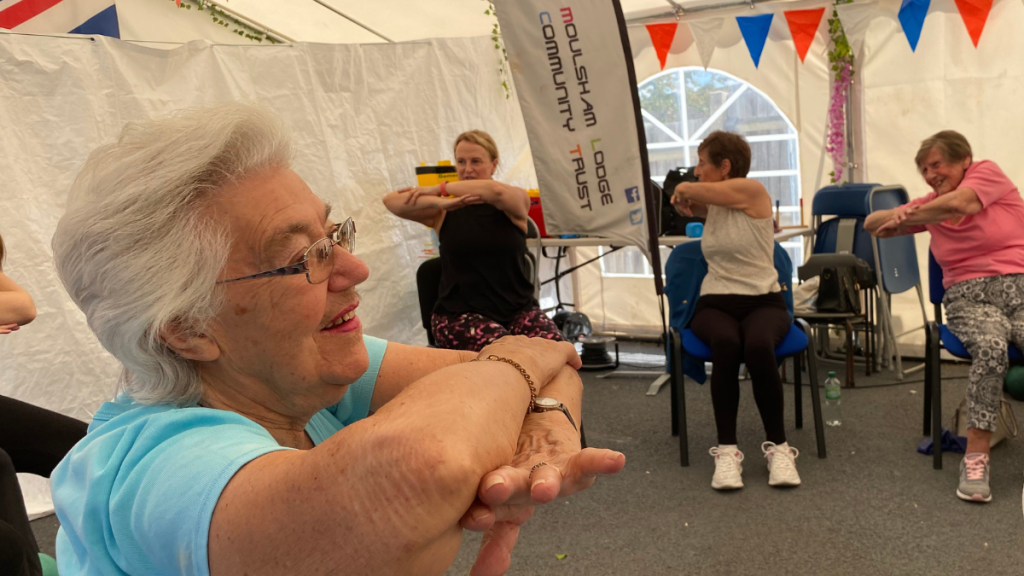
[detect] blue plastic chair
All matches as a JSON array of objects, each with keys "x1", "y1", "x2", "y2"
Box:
[
  {"x1": 669, "y1": 318, "x2": 826, "y2": 467},
  {"x1": 923, "y1": 251, "x2": 1023, "y2": 469},
  {"x1": 867, "y1": 185, "x2": 928, "y2": 379}
]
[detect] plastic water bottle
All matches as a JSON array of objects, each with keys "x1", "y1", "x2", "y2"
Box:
[{"x1": 824, "y1": 371, "x2": 842, "y2": 427}]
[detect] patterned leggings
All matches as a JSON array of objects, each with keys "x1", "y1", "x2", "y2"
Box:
[
  {"x1": 431, "y1": 305, "x2": 565, "y2": 352},
  {"x1": 944, "y1": 274, "x2": 1024, "y2": 432}
]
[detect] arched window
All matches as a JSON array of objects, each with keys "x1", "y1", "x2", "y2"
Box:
[{"x1": 601, "y1": 67, "x2": 803, "y2": 277}]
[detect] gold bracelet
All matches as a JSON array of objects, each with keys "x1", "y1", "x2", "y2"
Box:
[{"x1": 472, "y1": 354, "x2": 537, "y2": 415}]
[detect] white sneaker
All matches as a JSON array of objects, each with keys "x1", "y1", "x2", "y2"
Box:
[
  {"x1": 709, "y1": 446, "x2": 744, "y2": 490},
  {"x1": 762, "y1": 442, "x2": 801, "y2": 487}
]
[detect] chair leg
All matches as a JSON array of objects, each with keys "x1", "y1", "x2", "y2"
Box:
[
  {"x1": 798, "y1": 319, "x2": 826, "y2": 458},
  {"x1": 845, "y1": 319, "x2": 856, "y2": 387},
  {"x1": 794, "y1": 354, "x2": 803, "y2": 429},
  {"x1": 927, "y1": 323, "x2": 943, "y2": 470},
  {"x1": 670, "y1": 328, "x2": 689, "y2": 467},
  {"x1": 670, "y1": 361, "x2": 678, "y2": 437},
  {"x1": 923, "y1": 335, "x2": 933, "y2": 436}
]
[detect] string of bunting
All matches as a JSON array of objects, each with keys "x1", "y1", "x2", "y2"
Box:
[{"x1": 644, "y1": 0, "x2": 996, "y2": 70}]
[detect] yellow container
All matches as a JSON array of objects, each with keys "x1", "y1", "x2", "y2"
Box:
[{"x1": 415, "y1": 161, "x2": 459, "y2": 189}]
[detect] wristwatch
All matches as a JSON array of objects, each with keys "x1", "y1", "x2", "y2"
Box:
[{"x1": 532, "y1": 397, "x2": 577, "y2": 431}]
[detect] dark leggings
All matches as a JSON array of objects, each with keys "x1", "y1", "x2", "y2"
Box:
[
  {"x1": 432, "y1": 305, "x2": 565, "y2": 352},
  {"x1": 690, "y1": 293, "x2": 791, "y2": 446},
  {"x1": 0, "y1": 395, "x2": 88, "y2": 576}
]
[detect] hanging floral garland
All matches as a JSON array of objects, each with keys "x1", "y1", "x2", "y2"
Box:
[{"x1": 825, "y1": 0, "x2": 854, "y2": 183}]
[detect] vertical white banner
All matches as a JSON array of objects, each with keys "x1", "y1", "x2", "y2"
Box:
[{"x1": 496, "y1": 0, "x2": 661, "y2": 286}]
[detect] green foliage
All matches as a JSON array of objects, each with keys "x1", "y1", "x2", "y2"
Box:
[
  {"x1": 172, "y1": 0, "x2": 273, "y2": 44},
  {"x1": 826, "y1": 0, "x2": 855, "y2": 82},
  {"x1": 483, "y1": 0, "x2": 511, "y2": 99}
]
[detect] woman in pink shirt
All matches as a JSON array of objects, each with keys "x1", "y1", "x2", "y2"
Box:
[{"x1": 865, "y1": 130, "x2": 1024, "y2": 504}]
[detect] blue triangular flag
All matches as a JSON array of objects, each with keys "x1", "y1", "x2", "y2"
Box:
[
  {"x1": 736, "y1": 14, "x2": 774, "y2": 68},
  {"x1": 898, "y1": 0, "x2": 931, "y2": 52}
]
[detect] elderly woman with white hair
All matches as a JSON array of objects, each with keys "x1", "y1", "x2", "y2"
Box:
[
  {"x1": 866, "y1": 130, "x2": 1024, "y2": 503},
  {"x1": 49, "y1": 104, "x2": 625, "y2": 576}
]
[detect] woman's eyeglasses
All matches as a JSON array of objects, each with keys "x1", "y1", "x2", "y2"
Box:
[{"x1": 218, "y1": 217, "x2": 355, "y2": 285}]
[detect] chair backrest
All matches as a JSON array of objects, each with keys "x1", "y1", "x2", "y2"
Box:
[
  {"x1": 416, "y1": 258, "x2": 444, "y2": 346},
  {"x1": 928, "y1": 249, "x2": 945, "y2": 305},
  {"x1": 811, "y1": 183, "x2": 880, "y2": 217},
  {"x1": 809, "y1": 183, "x2": 880, "y2": 272},
  {"x1": 868, "y1": 185, "x2": 920, "y2": 295}
]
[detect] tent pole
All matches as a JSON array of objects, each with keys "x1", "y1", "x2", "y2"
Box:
[
  {"x1": 308, "y1": 0, "x2": 394, "y2": 43},
  {"x1": 193, "y1": 0, "x2": 294, "y2": 43},
  {"x1": 626, "y1": 0, "x2": 806, "y2": 24}
]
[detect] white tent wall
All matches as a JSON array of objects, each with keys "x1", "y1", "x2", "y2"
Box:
[
  {"x1": 0, "y1": 32, "x2": 532, "y2": 516},
  {"x1": 116, "y1": 0, "x2": 265, "y2": 45},
  {"x1": 860, "y1": 0, "x2": 1024, "y2": 355},
  {"x1": 573, "y1": 9, "x2": 830, "y2": 334}
]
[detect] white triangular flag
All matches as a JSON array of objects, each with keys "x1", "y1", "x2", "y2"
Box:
[
  {"x1": 835, "y1": 1, "x2": 883, "y2": 58},
  {"x1": 688, "y1": 18, "x2": 724, "y2": 70}
]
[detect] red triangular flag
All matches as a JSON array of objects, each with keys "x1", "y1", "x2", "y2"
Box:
[
  {"x1": 954, "y1": 0, "x2": 993, "y2": 47},
  {"x1": 784, "y1": 8, "x2": 825, "y2": 63},
  {"x1": 175, "y1": 0, "x2": 182, "y2": 6},
  {"x1": 646, "y1": 23, "x2": 678, "y2": 70}
]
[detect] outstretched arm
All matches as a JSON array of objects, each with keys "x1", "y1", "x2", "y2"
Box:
[
  {"x1": 382, "y1": 189, "x2": 481, "y2": 229},
  {"x1": 401, "y1": 181, "x2": 530, "y2": 226},
  {"x1": 672, "y1": 179, "x2": 772, "y2": 219},
  {"x1": 209, "y1": 338, "x2": 582, "y2": 576}
]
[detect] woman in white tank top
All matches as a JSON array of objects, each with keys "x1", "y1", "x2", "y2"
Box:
[{"x1": 670, "y1": 131, "x2": 800, "y2": 492}]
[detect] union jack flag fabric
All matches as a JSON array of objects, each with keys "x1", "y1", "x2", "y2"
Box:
[{"x1": 0, "y1": 0, "x2": 119, "y2": 38}]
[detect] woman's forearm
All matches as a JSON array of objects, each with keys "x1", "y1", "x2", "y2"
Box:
[
  {"x1": 0, "y1": 273, "x2": 36, "y2": 325},
  {"x1": 446, "y1": 181, "x2": 529, "y2": 218},
  {"x1": 864, "y1": 209, "x2": 894, "y2": 234},
  {"x1": 904, "y1": 188, "x2": 982, "y2": 226}
]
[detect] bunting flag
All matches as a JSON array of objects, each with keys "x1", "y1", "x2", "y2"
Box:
[
  {"x1": 0, "y1": 0, "x2": 119, "y2": 37},
  {"x1": 736, "y1": 13, "x2": 773, "y2": 68},
  {"x1": 835, "y1": 1, "x2": 882, "y2": 58},
  {"x1": 689, "y1": 18, "x2": 724, "y2": 70},
  {"x1": 898, "y1": 0, "x2": 931, "y2": 52},
  {"x1": 784, "y1": 8, "x2": 825, "y2": 63},
  {"x1": 646, "y1": 22, "x2": 678, "y2": 70},
  {"x1": 953, "y1": 0, "x2": 993, "y2": 47}
]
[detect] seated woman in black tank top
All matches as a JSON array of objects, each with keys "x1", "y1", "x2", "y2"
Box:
[{"x1": 383, "y1": 130, "x2": 564, "y2": 351}]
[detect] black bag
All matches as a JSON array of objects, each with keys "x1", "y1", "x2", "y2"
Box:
[
  {"x1": 660, "y1": 167, "x2": 704, "y2": 236},
  {"x1": 798, "y1": 254, "x2": 875, "y2": 315}
]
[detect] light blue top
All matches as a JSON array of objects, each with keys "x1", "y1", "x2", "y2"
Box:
[{"x1": 51, "y1": 335, "x2": 389, "y2": 576}]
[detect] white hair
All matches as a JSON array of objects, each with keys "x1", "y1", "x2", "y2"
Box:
[{"x1": 53, "y1": 104, "x2": 293, "y2": 406}]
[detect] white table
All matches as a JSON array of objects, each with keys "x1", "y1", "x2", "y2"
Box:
[
  {"x1": 534, "y1": 227, "x2": 814, "y2": 395},
  {"x1": 538, "y1": 227, "x2": 812, "y2": 248}
]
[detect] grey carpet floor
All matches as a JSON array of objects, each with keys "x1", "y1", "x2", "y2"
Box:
[{"x1": 32, "y1": 346, "x2": 1024, "y2": 575}]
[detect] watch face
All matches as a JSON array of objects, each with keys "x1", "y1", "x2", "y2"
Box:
[{"x1": 534, "y1": 397, "x2": 559, "y2": 409}]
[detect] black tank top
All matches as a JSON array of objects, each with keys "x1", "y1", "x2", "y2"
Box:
[{"x1": 434, "y1": 203, "x2": 535, "y2": 323}]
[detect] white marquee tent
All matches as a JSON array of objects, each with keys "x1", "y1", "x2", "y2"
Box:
[{"x1": 3, "y1": 0, "x2": 1024, "y2": 516}]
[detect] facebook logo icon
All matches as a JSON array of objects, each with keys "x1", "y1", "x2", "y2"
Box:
[
  {"x1": 629, "y1": 208, "x2": 643, "y2": 225},
  {"x1": 625, "y1": 186, "x2": 640, "y2": 204}
]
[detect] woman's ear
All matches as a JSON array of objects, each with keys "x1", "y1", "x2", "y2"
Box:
[
  {"x1": 159, "y1": 324, "x2": 220, "y2": 362},
  {"x1": 719, "y1": 158, "x2": 732, "y2": 179}
]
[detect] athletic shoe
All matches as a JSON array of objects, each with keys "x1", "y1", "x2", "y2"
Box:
[
  {"x1": 762, "y1": 441, "x2": 801, "y2": 487},
  {"x1": 709, "y1": 446, "x2": 744, "y2": 490},
  {"x1": 957, "y1": 453, "x2": 992, "y2": 503}
]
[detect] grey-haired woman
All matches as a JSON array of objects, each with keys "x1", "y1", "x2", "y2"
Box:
[{"x1": 49, "y1": 104, "x2": 624, "y2": 576}]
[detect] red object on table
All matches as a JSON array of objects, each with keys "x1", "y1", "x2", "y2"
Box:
[{"x1": 528, "y1": 196, "x2": 549, "y2": 237}]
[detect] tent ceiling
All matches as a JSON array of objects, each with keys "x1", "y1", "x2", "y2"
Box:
[{"x1": 213, "y1": 0, "x2": 691, "y2": 43}]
